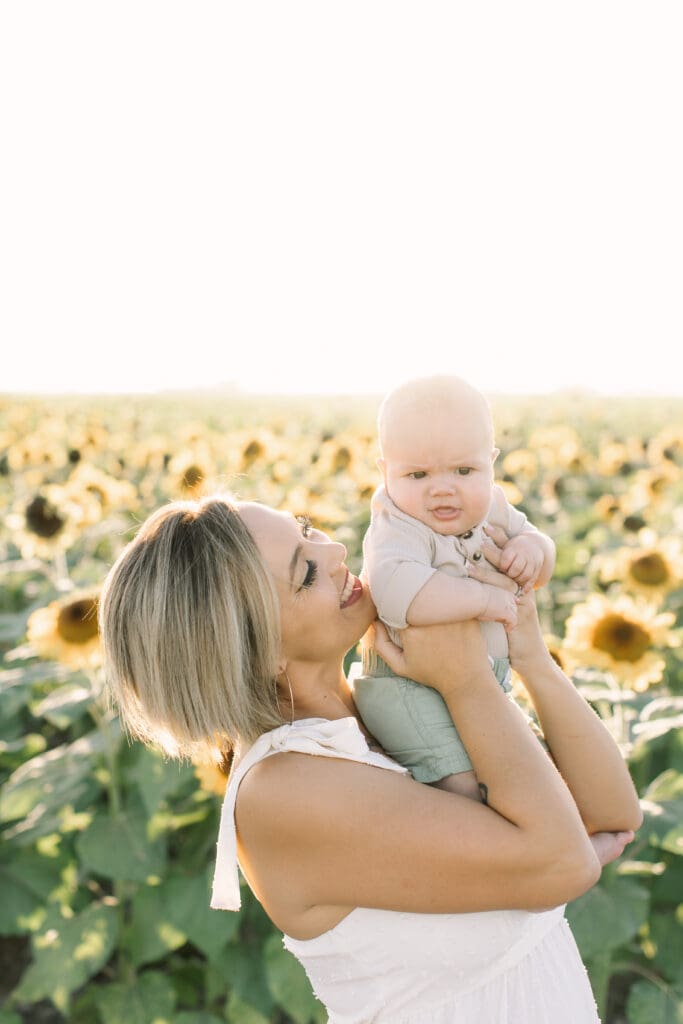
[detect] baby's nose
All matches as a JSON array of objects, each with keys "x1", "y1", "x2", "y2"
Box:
[{"x1": 430, "y1": 475, "x2": 455, "y2": 495}]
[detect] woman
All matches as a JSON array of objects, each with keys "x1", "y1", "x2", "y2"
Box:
[{"x1": 100, "y1": 496, "x2": 642, "y2": 1023}]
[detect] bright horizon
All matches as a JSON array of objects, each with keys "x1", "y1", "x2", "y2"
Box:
[{"x1": 2, "y1": 3, "x2": 682, "y2": 399}]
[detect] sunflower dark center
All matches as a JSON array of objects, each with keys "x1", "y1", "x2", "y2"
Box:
[
  {"x1": 182, "y1": 465, "x2": 204, "y2": 489},
  {"x1": 26, "y1": 496, "x2": 65, "y2": 538},
  {"x1": 592, "y1": 614, "x2": 651, "y2": 663},
  {"x1": 242, "y1": 440, "x2": 265, "y2": 464},
  {"x1": 57, "y1": 599, "x2": 100, "y2": 644},
  {"x1": 630, "y1": 553, "x2": 669, "y2": 587}
]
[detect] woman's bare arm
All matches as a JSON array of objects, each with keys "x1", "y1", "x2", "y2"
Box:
[
  {"x1": 236, "y1": 620, "x2": 600, "y2": 934},
  {"x1": 470, "y1": 534, "x2": 643, "y2": 835}
]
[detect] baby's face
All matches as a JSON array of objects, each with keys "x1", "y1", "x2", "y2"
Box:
[{"x1": 380, "y1": 403, "x2": 496, "y2": 537}]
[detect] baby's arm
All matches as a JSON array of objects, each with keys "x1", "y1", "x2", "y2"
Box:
[{"x1": 407, "y1": 571, "x2": 518, "y2": 628}]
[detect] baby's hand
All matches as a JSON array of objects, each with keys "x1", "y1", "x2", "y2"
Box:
[
  {"x1": 497, "y1": 534, "x2": 545, "y2": 590},
  {"x1": 479, "y1": 585, "x2": 518, "y2": 628}
]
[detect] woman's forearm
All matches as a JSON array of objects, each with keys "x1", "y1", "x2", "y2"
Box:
[{"x1": 518, "y1": 655, "x2": 643, "y2": 834}]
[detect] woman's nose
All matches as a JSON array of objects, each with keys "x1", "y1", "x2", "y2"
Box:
[{"x1": 326, "y1": 539, "x2": 348, "y2": 567}]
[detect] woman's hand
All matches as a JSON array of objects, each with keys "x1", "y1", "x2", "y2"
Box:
[
  {"x1": 469, "y1": 526, "x2": 552, "y2": 679},
  {"x1": 372, "y1": 619, "x2": 493, "y2": 697}
]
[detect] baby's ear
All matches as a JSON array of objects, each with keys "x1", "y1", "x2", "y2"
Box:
[
  {"x1": 491, "y1": 447, "x2": 500, "y2": 465},
  {"x1": 376, "y1": 457, "x2": 387, "y2": 483}
]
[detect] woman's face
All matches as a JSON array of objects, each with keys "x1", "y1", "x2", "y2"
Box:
[{"x1": 238, "y1": 502, "x2": 376, "y2": 666}]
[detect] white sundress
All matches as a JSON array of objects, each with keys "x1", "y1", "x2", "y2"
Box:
[{"x1": 211, "y1": 717, "x2": 600, "y2": 1024}]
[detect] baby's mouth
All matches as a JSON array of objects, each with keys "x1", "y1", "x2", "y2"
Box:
[{"x1": 431, "y1": 506, "x2": 462, "y2": 521}]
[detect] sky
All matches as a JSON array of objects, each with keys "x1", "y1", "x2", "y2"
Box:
[{"x1": 1, "y1": 2, "x2": 682, "y2": 398}]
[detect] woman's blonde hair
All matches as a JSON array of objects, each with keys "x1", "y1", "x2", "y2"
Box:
[{"x1": 99, "y1": 495, "x2": 283, "y2": 760}]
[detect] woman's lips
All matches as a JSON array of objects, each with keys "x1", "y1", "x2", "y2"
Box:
[{"x1": 340, "y1": 572, "x2": 363, "y2": 608}]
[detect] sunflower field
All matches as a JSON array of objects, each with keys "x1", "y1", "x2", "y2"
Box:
[{"x1": 1, "y1": 391, "x2": 682, "y2": 1024}]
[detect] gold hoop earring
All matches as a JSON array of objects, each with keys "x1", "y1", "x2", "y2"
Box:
[
  {"x1": 284, "y1": 670, "x2": 294, "y2": 725},
  {"x1": 276, "y1": 670, "x2": 295, "y2": 725}
]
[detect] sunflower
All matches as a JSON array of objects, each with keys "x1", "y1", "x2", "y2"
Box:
[
  {"x1": 496, "y1": 479, "x2": 524, "y2": 507},
  {"x1": 526, "y1": 425, "x2": 589, "y2": 471},
  {"x1": 562, "y1": 593, "x2": 679, "y2": 691},
  {"x1": 193, "y1": 755, "x2": 230, "y2": 796},
  {"x1": 501, "y1": 448, "x2": 539, "y2": 481},
  {"x1": 594, "y1": 533, "x2": 683, "y2": 602},
  {"x1": 26, "y1": 591, "x2": 102, "y2": 669},
  {"x1": 627, "y1": 464, "x2": 681, "y2": 509},
  {"x1": 596, "y1": 438, "x2": 647, "y2": 478},
  {"x1": 66, "y1": 464, "x2": 138, "y2": 521},
  {"x1": 167, "y1": 446, "x2": 216, "y2": 499},
  {"x1": 648, "y1": 425, "x2": 683, "y2": 468},
  {"x1": 6, "y1": 486, "x2": 82, "y2": 559},
  {"x1": 594, "y1": 494, "x2": 626, "y2": 523}
]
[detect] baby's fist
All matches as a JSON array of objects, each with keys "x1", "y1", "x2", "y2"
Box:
[{"x1": 499, "y1": 535, "x2": 544, "y2": 587}]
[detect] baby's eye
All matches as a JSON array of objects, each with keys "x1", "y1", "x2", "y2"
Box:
[
  {"x1": 296, "y1": 513, "x2": 313, "y2": 537},
  {"x1": 408, "y1": 471, "x2": 427, "y2": 480},
  {"x1": 456, "y1": 467, "x2": 472, "y2": 476}
]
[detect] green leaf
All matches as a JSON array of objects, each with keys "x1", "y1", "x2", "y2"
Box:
[
  {"x1": 123, "y1": 885, "x2": 187, "y2": 967},
  {"x1": 0, "y1": 863, "x2": 45, "y2": 935},
  {"x1": 225, "y1": 994, "x2": 271, "y2": 1024},
  {"x1": 173, "y1": 1015, "x2": 225, "y2": 1024},
  {"x1": 626, "y1": 979, "x2": 683, "y2": 1024},
  {"x1": 566, "y1": 874, "x2": 649, "y2": 959},
  {"x1": 163, "y1": 868, "x2": 239, "y2": 959},
  {"x1": 0, "y1": 731, "x2": 105, "y2": 844},
  {"x1": 641, "y1": 796, "x2": 683, "y2": 851},
  {"x1": 223, "y1": 943, "x2": 274, "y2": 1018},
  {"x1": 11, "y1": 902, "x2": 118, "y2": 1012},
  {"x1": 76, "y1": 805, "x2": 166, "y2": 882},
  {"x1": 128, "y1": 745, "x2": 195, "y2": 816},
  {"x1": 645, "y1": 770, "x2": 683, "y2": 801},
  {"x1": 652, "y1": 857, "x2": 683, "y2": 905},
  {"x1": 263, "y1": 932, "x2": 326, "y2": 1024},
  {"x1": 122, "y1": 868, "x2": 238, "y2": 967},
  {"x1": 0, "y1": 1011, "x2": 23, "y2": 1024},
  {"x1": 659, "y1": 825, "x2": 683, "y2": 857},
  {"x1": 31, "y1": 682, "x2": 92, "y2": 729},
  {"x1": 649, "y1": 912, "x2": 683, "y2": 983},
  {"x1": 95, "y1": 971, "x2": 176, "y2": 1024}
]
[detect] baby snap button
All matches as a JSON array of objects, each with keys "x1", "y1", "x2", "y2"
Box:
[
  {"x1": 472, "y1": 551, "x2": 483, "y2": 561},
  {"x1": 462, "y1": 530, "x2": 474, "y2": 539}
]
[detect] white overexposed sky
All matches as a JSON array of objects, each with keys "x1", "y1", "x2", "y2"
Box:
[{"x1": 1, "y1": 2, "x2": 682, "y2": 397}]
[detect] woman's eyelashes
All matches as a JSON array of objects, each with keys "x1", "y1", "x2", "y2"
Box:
[{"x1": 302, "y1": 560, "x2": 318, "y2": 589}]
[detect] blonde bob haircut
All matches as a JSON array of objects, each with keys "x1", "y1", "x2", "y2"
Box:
[{"x1": 99, "y1": 495, "x2": 284, "y2": 761}]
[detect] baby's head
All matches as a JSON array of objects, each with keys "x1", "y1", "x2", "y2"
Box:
[{"x1": 377, "y1": 375, "x2": 498, "y2": 537}]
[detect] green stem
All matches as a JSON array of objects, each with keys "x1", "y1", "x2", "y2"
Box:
[
  {"x1": 588, "y1": 949, "x2": 613, "y2": 1022},
  {"x1": 89, "y1": 696, "x2": 129, "y2": 978},
  {"x1": 611, "y1": 959, "x2": 672, "y2": 994}
]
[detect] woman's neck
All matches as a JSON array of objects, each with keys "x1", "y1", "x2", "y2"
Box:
[{"x1": 285, "y1": 663, "x2": 357, "y2": 723}]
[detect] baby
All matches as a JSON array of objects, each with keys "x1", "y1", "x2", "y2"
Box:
[{"x1": 354, "y1": 375, "x2": 556, "y2": 799}]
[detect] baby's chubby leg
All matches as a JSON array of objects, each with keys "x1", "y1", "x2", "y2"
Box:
[{"x1": 431, "y1": 770, "x2": 483, "y2": 801}]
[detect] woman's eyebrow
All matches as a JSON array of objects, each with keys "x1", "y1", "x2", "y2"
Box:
[{"x1": 289, "y1": 544, "x2": 303, "y2": 587}]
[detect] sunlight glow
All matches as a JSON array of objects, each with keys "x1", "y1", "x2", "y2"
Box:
[{"x1": 2, "y1": 2, "x2": 681, "y2": 396}]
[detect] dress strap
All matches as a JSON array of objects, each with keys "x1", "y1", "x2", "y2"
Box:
[{"x1": 211, "y1": 717, "x2": 408, "y2": 911}]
